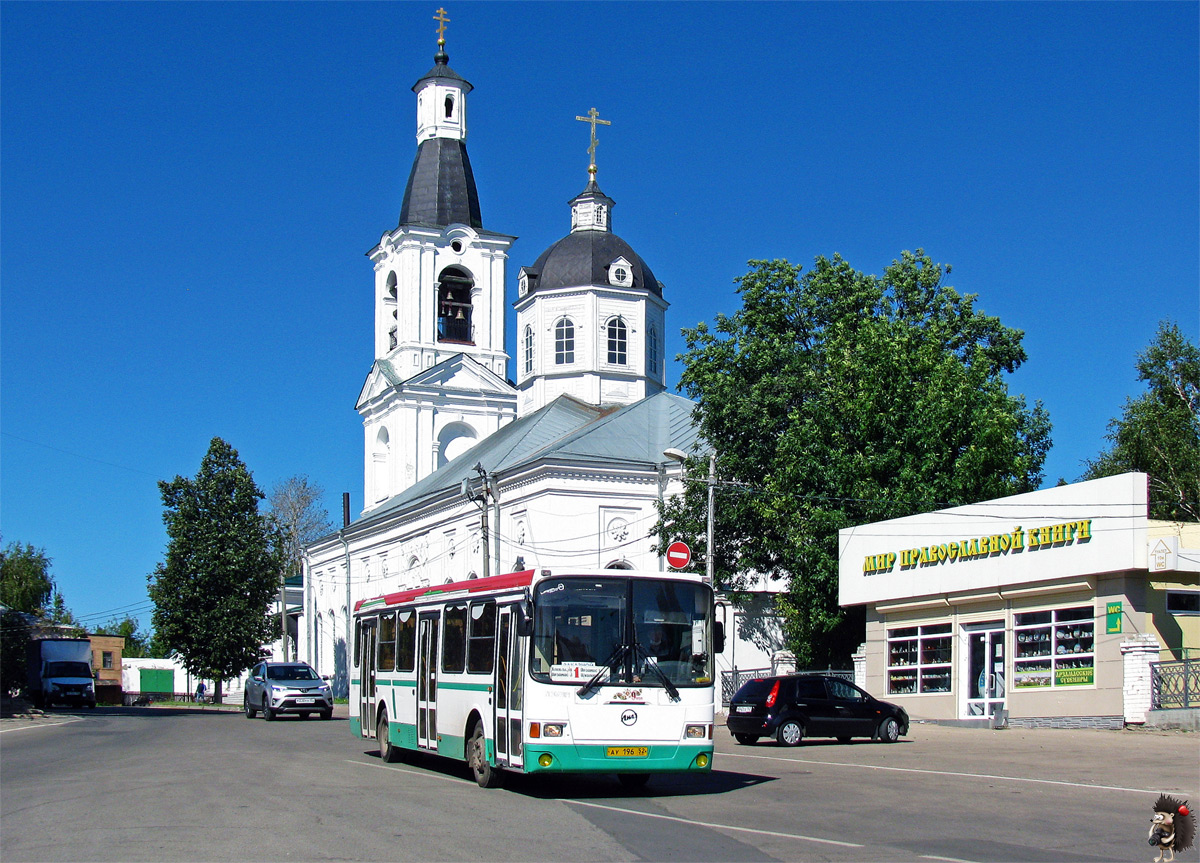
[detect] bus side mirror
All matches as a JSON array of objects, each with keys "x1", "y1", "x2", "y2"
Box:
[
  {"x1": 516, "y1": 599, "x2": 534, "y2": 637},
  {"x1": 714, "y1": 621, "x2": 726, "y2": 655}
]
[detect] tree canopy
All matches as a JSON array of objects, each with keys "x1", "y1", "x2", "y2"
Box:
[
  {"x1": 266, "y1": 475, "x2": 332, "y2": 661},
  {"x1": 655, "y1": 252, "x2": 1051, "y2": 666},
  {"x1": 93, "y1": 615, "x2": 155, "y2": 658},
  {"x1": 1082, "y1": 321, "x2": 1199, "y2": 521},
  {"x1": 148, "y1": 437, "x2": 281, "y2": 700},
  {"x1": 0, "y1": 540, "x2": 55, "y2": 614}
]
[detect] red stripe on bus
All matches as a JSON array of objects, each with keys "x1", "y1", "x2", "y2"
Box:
[{"x1": 354, "y1": 569, "x2": 535, "y2": 612}]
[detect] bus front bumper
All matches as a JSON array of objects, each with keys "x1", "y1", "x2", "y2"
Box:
[{"x1": 522, "y1": 743, "x2": 714, "y2": 774}]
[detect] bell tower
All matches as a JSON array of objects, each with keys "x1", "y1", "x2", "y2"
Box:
[{"x1": 357, "y1": 12, "x2": 517, "y2": 511}]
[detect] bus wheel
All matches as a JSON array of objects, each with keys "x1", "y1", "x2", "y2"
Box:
[
  {"x1": 468, "y1": 720, "x2": 502, "y2": 788},
  {"x1": 378, "y1": 711, "x2": 399, "y2": 763},
  {"x1": 618, "y1": 773, "x2": 650, "y2": 790}
]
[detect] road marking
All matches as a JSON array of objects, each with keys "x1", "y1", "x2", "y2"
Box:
[
  {"x1": 0, "y1": 719, "x2": 85, "y2": 734},
  {"x1": 562, "y1": 799, "x2": 863, "y2": 847},
  {"x1": 720, "y1": 750, "x2": 1191, "y2": 796},
  {"x1": 347, "y1": 758, "x2": 469, "y2": 786},
  {"x1": 920, "y1": 855, "x2": 974, "y2": 862}
]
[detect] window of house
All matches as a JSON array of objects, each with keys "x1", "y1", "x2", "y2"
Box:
[
  {"x1": 1013, "y1": 605, "x2": 1095, "y2": 688},
  {"x1": 467, "y1": 601, "x2": 496, "y2": 673},
  {"x1": 524, "y1": 325, "x2": 534, "y2": 375},
  {"x1": 442, "y1": 604, "x2": 467, "y2": 673},
  {"x1": 102, "y1": 651, "x2": 113, "y2": 670},
  {"x1": 606, "y1": 317, "x2": 627, "y2": 365},
  {"x1": 886, "y1": 623, "x2": 951, "y2": 694},
  {"x1": 1167, "y1": 591, "x2": 1200, "y2": 615},
  {"x1": 378, "y1": 612, "x2": 397, "y2": 672},
  {"x1": 555, "y1": 318, "x2": 575, "y2": 365}
]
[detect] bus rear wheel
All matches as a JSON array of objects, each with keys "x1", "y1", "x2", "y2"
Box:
[
  {"x1": 378, "y1": 711, "x2": 399, "y2": 763},
  {"x1": 468, "y1": 720, "x2": 502, "y2": 788}
]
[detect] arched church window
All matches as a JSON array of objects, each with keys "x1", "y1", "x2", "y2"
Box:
[
  {"x1": 606, "y1": 317, "x2": 627, "y2": 365},
  {"x1": 647, "y1": 324, "x2": 658, "y2": 375},
  {"x1": 523, "y1": 325, "x2": 534, "y2": 375},
  {"x1": 554, "y1": 318, "x2": 575, "y2": 365},
  {"x1": 373, "y1": 427, "x2": 390, "y2": 503},
  {"x1": 437, "y1": 267, "x2": 473, "y2": 344},
  {"x1": 445, "y1": 94, "x2": 454, "y2": 119}
]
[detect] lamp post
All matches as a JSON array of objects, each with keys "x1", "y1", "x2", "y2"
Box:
[{"x1": 663, "y1": 447, "x2": 716, "y2": 585}]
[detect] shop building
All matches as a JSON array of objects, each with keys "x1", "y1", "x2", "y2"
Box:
[{"x1": 839, "y1": 473, "x2": 1199, "y2": 728}]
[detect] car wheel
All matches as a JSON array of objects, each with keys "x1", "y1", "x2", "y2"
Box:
[
  {"x1": 618, "y1": 773, "x2": 650, "y2": 789},
  {"x1": 837, "y1": 736, "x2": 852, "y2": 745},
  {"x1": 320, "y1": 709, "x2": 332, "y2": 720},
  {"x1": 733, "y1": 733, "x2": 758, "y2": 745},
  {"x1": 776, "y1": 720, "x2": 804, "y2": 747},
  {"x1": 468, "y1": 720, "x2": 501, "y2": 788},
  {"x1": 878, "y1": 716, "x2": 900, "y2": 743},
  {"x1": 244, "y1": 696, "x2": 257, "y2": 719},
  {"x1": 378, "y1": 712, "x2": 398, "y2": 762},
  {"x1": 262, "y1": 697, "x2": 275, "y2": 721}
]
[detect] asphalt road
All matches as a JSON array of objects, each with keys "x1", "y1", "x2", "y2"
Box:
[{"x1": 1, "y1": 705, "x2": 1195, "y2": 862}]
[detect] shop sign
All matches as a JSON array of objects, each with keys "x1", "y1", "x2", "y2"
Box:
[
  {"x1": 1054, "y1": 666, "x2": 1094, "y2": 687},
  {"x1": 862, "y1": 519, "x2": 1092, "y2": 576},
  {"x1": 1106, "y1": 601, "x2": 1123, "y2": 634}
]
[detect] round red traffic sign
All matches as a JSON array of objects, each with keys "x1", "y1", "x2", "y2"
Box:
[{"x1": 666, "y1": 541, "x2": 692, "y2": 569}]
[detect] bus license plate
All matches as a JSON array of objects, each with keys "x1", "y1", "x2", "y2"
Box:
[
  {"x1": 296, "y1": 698, "x2": 315, "y2": 704},
  {"x1": 606, "y1": 747, "x2": 648, "y2": 758}
]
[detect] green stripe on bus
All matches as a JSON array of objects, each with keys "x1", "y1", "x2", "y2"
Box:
[
  {"x1": 375, "y1": 679, "x2": 418, "y2": 688},
  {"x1": 522, "y1": 744, "x2": 714, "y2": 774},
  {"x1": 436, "y1": 681, "x2": 492, "y2": 692}
]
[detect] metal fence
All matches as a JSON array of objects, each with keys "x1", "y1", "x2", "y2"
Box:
[
  {"x1": 720, "y1": 667, "x2": 854, "y2": 706},
  {"x1": 1150, "y1": 657, "x2": 1200, "y2": 710}
]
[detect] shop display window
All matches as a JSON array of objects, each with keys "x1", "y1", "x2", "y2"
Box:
[
  {"x1": 1013, "y1": 605, "x2": 1094, "y2": 688},
  {"x1": 886, "y1": 623, "x2": 952, "y2": 694}
]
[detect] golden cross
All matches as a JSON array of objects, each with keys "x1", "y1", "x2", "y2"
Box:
[
  {"x1": 575, "y1": 107, "x2": 611, "y2": 169},
  {"x1": 434, "y1": 8, "x2": 450, "y2": 45}
]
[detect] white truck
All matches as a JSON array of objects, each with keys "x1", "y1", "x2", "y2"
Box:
[{"x1": 26, "y1": 638, "x2": 96, "y2": 709}]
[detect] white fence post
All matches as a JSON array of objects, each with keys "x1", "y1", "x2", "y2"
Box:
[
  {"x1": 1121, "y1": 634, "x2": 1161, "y2": 724},
  {"x1": 852, "y1": 642, "x2": 868, "y2": 690}
]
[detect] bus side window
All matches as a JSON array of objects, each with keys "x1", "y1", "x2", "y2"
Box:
[
  {"x1": 353, "y1": 619, "x2": 362, "y2": 669},
  {"x1": 397, "y1": 609, "x2": 416, "y2": 671},
  {"x1": 379, "y1": 612, "x2": 397, "y2": 672},
  {"x1": 468, "y1": 601, "x2": 496, "y2": 673},
  {"x1": 442, "y1": 604, "x2": 467, "y2": 673}
]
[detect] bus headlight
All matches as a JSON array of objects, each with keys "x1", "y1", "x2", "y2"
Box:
[
  {"x1": 685, "y1": 724, "x2": 707, "y2": 739},
  {"x1": 543, "y1": 723, "x2": 565, "y2": 737}
]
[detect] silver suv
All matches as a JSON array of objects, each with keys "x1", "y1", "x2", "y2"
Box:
[{"x1": 244, "y1": 661, "x2": 332, "y2": 720}]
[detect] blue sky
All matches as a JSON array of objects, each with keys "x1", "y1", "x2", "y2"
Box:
[{"x1": 2, "y1": 2, "x2": 1196, "y2": 632}]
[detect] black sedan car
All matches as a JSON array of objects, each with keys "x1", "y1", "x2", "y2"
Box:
[{"x1": 726, "y1": 673, "x2": 908, "y2": 746}]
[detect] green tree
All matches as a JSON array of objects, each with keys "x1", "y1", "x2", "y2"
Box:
[
  {"x1": 148, "y1": 437, "x2": 282, "y2": 703},
  {"x1": 1082, "y1": 321, "x2": 1200, "y2": 521},
  {"x1": 94, "y1": 615, "x2": 151, "y2": 658},
  {"x1": 266, "y1": 475, "x2": 333, "y2": 661},
  {"x1": 656, "y1": 252, "x2": 1051, "y2": 666},
  {"x1": 1, "y1": 610, "x2": 32, "y2": 697},
  {"x1": 0, "y1": 540, "x2": 55, "y2": 614},
  {"x1": 45, "y1": 592, "x2": 85, "y2": 637}
]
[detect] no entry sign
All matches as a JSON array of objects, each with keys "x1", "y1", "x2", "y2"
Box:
[{"x1": 666, "y1": 541, "x2": 692, "y2": 569}]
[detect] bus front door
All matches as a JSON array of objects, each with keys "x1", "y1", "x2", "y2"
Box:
[
  {"x1": 359, "y1": 620, "x2": 377, "y2": 737},
  {"x1": 493, "y1": 606, "x2": 524, "y2": 770},
  {"x1": 417, "y1": 613, "x2": 439, "y2": 750}
]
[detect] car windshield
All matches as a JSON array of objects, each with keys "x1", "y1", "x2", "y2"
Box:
[
  {"x1": 46, "y1": 661, "x2": 92, "y2": 678},
  {"x1": 267, "y1": 665, "x2": 319, "y2": 681},
  {"x1": 530, "y1": 576, "x2": 714, "y2": 688}
]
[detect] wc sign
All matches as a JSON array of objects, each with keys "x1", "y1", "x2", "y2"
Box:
[{"x1": 666, "y1": 541, "x2": 692, "y2": 569}]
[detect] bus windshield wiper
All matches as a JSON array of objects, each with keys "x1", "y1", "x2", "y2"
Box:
[
  {"x1": 577, "y1": 643, "x2": 628, "y2": 698},
  {"x1": 633, "y1": 642, "x2": 680, "y2": 701}
]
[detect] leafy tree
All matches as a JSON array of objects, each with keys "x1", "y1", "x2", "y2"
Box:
[
  {"x1": 94, "y1": 615, "x2": 151, "y2": 658},
  {"x1": 656, "y1": 252, "x2": 1051, "y2": 666},
  {"x1": 147, "y1": 438, "x2": 282, "y2": 703},
  {"x1": 1, "y1": 610, "x2": 32, "y2": 697},
  {"x1": 266, "y1": 476, "x2": 333, "y2": 661},
  {"x1": 0, "y1": 540, "x2": 55, "y2": 614},
  {"x1": 1082, "y1": 321, "x2": 1200, "y2": 521},
  {"x1": 45, "y1": 592, "x2": 85, "y2": 637}
]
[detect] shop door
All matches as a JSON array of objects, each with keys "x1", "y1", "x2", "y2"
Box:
[
  {"x1": 359, "y1": 622, "x2": 377, "y2": 737},
  {"x1": 417, "y1": 613, "x2": 439, "y2": 750},
  {"x1": 493, "y1": 607, "x2": 524, "y2": 769},
  {"x1": 964, "y1": 624, "x2": 1006, "y2": 719}
]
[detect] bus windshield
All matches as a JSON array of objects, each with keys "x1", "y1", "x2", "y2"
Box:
[{"x1": 530, "y1": 577, "x2": 713, "y2": 688}]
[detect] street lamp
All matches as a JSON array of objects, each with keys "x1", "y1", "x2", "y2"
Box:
[{"x1": 662, "y1": 447, "x2": 716, "y2": 585}]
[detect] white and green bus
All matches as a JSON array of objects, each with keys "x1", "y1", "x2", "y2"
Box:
[{"x1": 350, "y1": 567, "x2": 723, "y2": 788}]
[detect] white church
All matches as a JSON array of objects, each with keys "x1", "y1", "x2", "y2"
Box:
[{"x1": 299, "y1": 28, "x2": 784, "y2": 697}]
